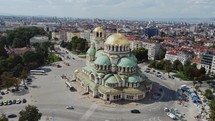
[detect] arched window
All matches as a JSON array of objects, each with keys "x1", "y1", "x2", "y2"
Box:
[
  {"x1": 116, "y1": 46, "x2": 118, "y2": 52},
  {"x1": 96, "y1": 32, "x2": 99, "y2": 37},
  {"x1": 112, "y1": 46, "x2": 114, "y2": 51},
  {"x1": 100, "y1": 32, "x2": 102, "y2": 37}
]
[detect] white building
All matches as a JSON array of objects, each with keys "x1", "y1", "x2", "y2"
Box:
[
  {"x1": 30, "y1": 36, "x2": 49, "y2": 44},
  {"x1": 164, "y1": 52, "x2": 191, "y2": 65},
  {"x1": 129, "y1": 40, "x2": 160, "y2": 60},
  {"x1": 80, "y1": 30, "x2": 91, "y2": 43}
]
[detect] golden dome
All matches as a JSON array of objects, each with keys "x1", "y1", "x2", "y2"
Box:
[
  {"x1": 105, "y1": 33, "x2": 129, "y2": 46},
  {"x1": 74, "y1": 69, "x2": 80, "y2": 73},
  {"x1": 93, "y1": 27, "x2": 103, "y2": 33}
]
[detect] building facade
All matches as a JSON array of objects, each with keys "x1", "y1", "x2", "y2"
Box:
[
  {"x1": 164, "y1": 52, "x2": 191, "y2": 65},
  {"x1": 129, "y1": 40, "x2": 160, "y2": 60},
  {"x1": 73, "y1": 27, "x2": 152, "y2": 101},
  {"x1": 200, "y1": 52, "x2": 215, "y2": 74}
]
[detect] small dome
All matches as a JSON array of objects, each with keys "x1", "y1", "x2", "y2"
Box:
[
  {"x1": 94, "y1": 55, "x2": 111, "y2": 65},
  {"x1": 105, "y1": 33, "x2": 129, "y2": 46},
  {"x1": 87, "y1": 48, "x2": 96, "y2": 55},
  {"x1": 93, "y1": 27, "x2": 103, "y2": 33},
  {"x1": 117, "y1": 57, "x2": 136, "y2": 67},
  {"x1": 95, "y1": 50, "x2": 104, "y2": 58},
  {"x1": 127, "y1": 75, "x2": 141, "y2": 83},
  {"x1": 130, "y1": 54, "x2": 138, "y2": 62},
  {"x1": 105, "y1": 76, "x2": 117, "y2": 84}
]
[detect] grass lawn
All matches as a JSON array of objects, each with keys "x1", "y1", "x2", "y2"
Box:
[
  {"x1": 48, "y1": 53, "x2": 60, "y2": 63},
  {"x1": 173, "y1": 71, "x2": 190, "y2": 81}
]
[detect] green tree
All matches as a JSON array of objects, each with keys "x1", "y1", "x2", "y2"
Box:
[
  {"x1": 209, "y1": 99, "x2": 215, "y2": 121},
  {"x1": 204, "y1": 89, "x2": 213, "y2": 100},
  {"x1": 158, "y1": 48, "x2": 166, "y2": 60},
  {"x1": 132, "y1": 48, "x2": 148, "y2": 62},
  {"x1": 19, "y1": 105, "x2": 42, "y2": 121},
  {"x1": 164, "y1": 60, "x2": 172, "y2": 75},
  {"x1": 0, "y1": 113, "x2": 8, "y2": 121},
  {"x1": 1, "y1": 72, "x2": 17, "y2": 90}
]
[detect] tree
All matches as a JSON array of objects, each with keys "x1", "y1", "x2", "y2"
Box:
[
  {"x1": 0, "y1": 113, "x2": 8, "y2": 121},
  {"x1": 19, "y1": 105, "x2": 42, "y2": 121},
  {"x1": 204, "y1": 89, "x2": 213, "y2": 100},
  {"x1": 132, "y1": 48, "x2": 148, "y2": 62},
  {"x1": 1, "y1": 72, "x2": 17, "y2": 90},
  {"x1": 158, "y1": 48, "x2": 166, "y2": 60},
  {"x1": 164, "y1": 60, "x2": 172, "y2": 75},
  {"x1": 209, "y1": 99, "x2": 215, "y2": 121}
]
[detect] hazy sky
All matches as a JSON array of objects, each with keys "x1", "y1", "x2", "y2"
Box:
[{"x1": 0, "y1": 0, "x2": 214, "y2": 19}]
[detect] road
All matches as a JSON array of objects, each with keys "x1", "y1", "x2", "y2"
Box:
[{"x1": 0, "y1": 48, "x2": 191, "y2": 121}]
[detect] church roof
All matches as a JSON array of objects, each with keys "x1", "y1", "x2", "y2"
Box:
[
  {"x1": 95, "y1": 50, "x2": 104, "y2": 58},
  {"x1": 105, "y1": 33, "x2": 129, "y2": 46},
  {"x1": 93, "y1": 26, "x2": 103, "y2": 33},
  {"x1": 105, "y1": 76, "x2": 117, "y2": 84},
  {"x1": 117, "y1": 57, "x2": 136, "y2": 67},
  {"x1": 94, "y1": 55, "x2": 111, "y2": 65},
  {"x1": 127, "y1": 75, "x2": 141, "y2": 83},
  {"x1": 87, "y1": 47, "x2": 96, "y2": 55}
]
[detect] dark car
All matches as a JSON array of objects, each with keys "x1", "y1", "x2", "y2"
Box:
[
  {"x1": 1, "y1": 91, "x2": 5, "y2": 95},
  {"x1": 11, "y1": 89, "x2": 16, "y2": 93},
  {"x1": 8, "y1": 100, "x2": 13, "y2": 105},
  {"x1": 8, "y1": 114, "x2": 17, "y2": 118},
  {"x1": 0, "y1": 101, "x2": 3, "y2": 106},
  {"x1": 131, "y1": 109, "x2": 141, "y2": 114},
  {"x1": 24, "y1": 86, "x2": 28, "y2": 90},
  {"x1": 12, "y1": 99, "x2": 16, "y2": 104},
  {"x1": 22, "y1": 98, "x2": 27, "y2": 103}
]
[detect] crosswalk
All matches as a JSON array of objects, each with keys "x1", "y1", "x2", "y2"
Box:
[
  {"x1": 143, "y1": 117, "x2": 162, "y2": 121},
  {"x1": 79, "y1": 103, "x2": 98, "y2": 121}
]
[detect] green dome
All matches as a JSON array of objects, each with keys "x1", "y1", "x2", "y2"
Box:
[
  {"x1": 87, "y1": 48, "x2": 96, "y2": 55},
  {"x1": 94, "y1": 55, "x2": 111, "y2": 65},
  {"x1": 117, "y1": 57, "x2": 136, "y2": 67},
  {"x1": 95, "y1": 50, "x2": 104, "y2": 58},
  {"x1": 105, "y1": 76, "x2": 117, "y2": 84},
  {"x1": 127, "y1": 75, "x2": 141, "y2": 83},
  {"x1": 130, "y1": 54, "x2": 138, "y2": 62}
]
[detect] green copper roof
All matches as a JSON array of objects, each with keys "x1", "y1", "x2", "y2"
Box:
[
  {"x1": 127, "y1": 75, "x2": 141, "y2": 83},
  {"x1": 130, "y1": 54, "x2": 138, "y2": 62},
  {"x1": 117, "y1": 57, "x2": 136, "y2": 67},
  {"x1": 105, "y1": 76, "x2": 117, "y2": 84},
  {"x1": 94, "y1": 55, "x2": 111, "y2": 65},
  {"x1": 87, "y1": 48, "x2": 96, "y2": 55},
  {"x1": 95, "y1": 50, "x2": 104, "y2": 58}
]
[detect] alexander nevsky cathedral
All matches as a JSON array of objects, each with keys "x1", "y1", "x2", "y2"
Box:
[{"x1": 73, "y1": 27, "x2": 152, "y2": 101}]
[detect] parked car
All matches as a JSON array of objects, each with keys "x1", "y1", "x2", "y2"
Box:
[
  {"x1": 16, "y1": 99, "x2": 21, "y2": 104},
  {"x1": 167, "y1": 112, "x2": 177, "y2": 120},
  {"x1": 8, "y1": 114, "x2": 17, "y2": 118},
  {"x1": 22, "y1": 99, "x2": 27, "y2": 103},
  {"x1": 131, "y1": 109, "x2": 141, "y2": 114},
  {"x1": 12, "y1": 99, "x2": 16, "y2": 104},
  {"x1": 164, "y1": 107, "x2": 170, "y2": 112},
  {"x1": 8, "y1": 100, "x2": 13, "y2": 105},
  {"x1": 1, "y1": 91, "x2": 5, "y2": 95},
  {"x1": 24, "y1": 86, "x2": 28, "y2": 90},
  {"x1": 0, "y1": 101, "x2": 3, "y2": 106},
  {"x1": 66, "y1": 106, "x2": 74, "y2": 109}
]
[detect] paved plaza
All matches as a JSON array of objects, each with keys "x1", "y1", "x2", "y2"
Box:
[{"x1": 0, "y1": 48, "x2": 199, "y2": 121}]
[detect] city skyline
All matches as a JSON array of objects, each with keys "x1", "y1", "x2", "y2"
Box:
[{"x1": 0, "y1": 0, "x2": 215, "y2": 19}]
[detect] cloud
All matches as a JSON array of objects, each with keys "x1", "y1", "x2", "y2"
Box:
[{"x1": 0, "y1": 0, "x2": 214, "y2": 18}]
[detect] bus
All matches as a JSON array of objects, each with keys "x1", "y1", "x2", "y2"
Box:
[
  {"x1": 65, "y1": 81, "x2": 73, "y2": 91},
  {"x1": 30, "y1": 70, "x2": 46, "y2": 75}
]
